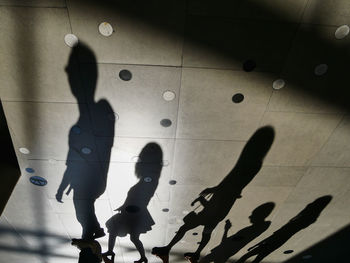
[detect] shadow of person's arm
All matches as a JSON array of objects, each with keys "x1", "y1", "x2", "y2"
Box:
[
  {"x1": 56, "y1": 170, "x2": 71, "y2": 203},
  {"x1": 222, "y1": 219, "x2": 232, "y2": 243}
]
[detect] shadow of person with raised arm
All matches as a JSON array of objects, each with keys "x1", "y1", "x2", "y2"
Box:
[
  {"x1": 236, "y1": 195, "x2": 332, "y2": 263},
  {"x1": 152, "y1": 126, "x2": 275, "y2": 263},
  {"x1": 102, "y1": 143, "x2": 163, "y2": 263},
  {"x1": 200, "y1": 202, "x2": 275, "y2": 263},
  {"x1": 55, "y1": 43, "x2": 115, "y2": 241}
]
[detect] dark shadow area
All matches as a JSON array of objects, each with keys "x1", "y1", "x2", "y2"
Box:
[
  {"x1": 55, "y1": 43, "x2": 115, "y2": 240},
  {"x1": 76, "y1": 0, "x2": 350, "y2": 113},
  {"x1": 0, "y1": 100, "x2": 21, "y2": 215},
  {"x1": 283, "y1": 223, "x2": 350, "y2": 263},
  {"x1": 72, "y1": 238, "x2": 103, "y2": 263},
  {"x1": 201, "y1": 202, "x2": 275, "y2": 263},
  {"x1": 103, "y1": 142, "x2": 163, "y2": 263},
  {"x1": 152, "y1": 126, "x2": 275, "y2": 263},
  {"x1": 236, "y1": 195, "x2": 332, "y2": 263}
]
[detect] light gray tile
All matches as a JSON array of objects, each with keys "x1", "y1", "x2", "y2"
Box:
[
  {"x1": 0, "y1": 7, "x2": 77, "y2": 102},
  {"x1": 303, "y1": 0, "x2": 350, "y2": 25},
  {"x1": 183, "y1": 18, "x2": 297, "y2": 71},
  {"x1": 261, "y1": 112, "x2": 342, "y2": 166},
  {"x1": 311, "y1": 116, "x2": 350, "y2": 167},
  {"x1": 83, "y1": 64, "x2": 181, "y2": 138},
  {"x1": 173, "y1": 139, "x2": 245, "y2": 185},
  {"x1": 0, "y1": 0, "x2": 65, "y2": 7},
  {"x1": 67, "y1": 0, "x2": 184, "y2": 65},
  {"x1": 278, "y1": 24, "x2": 350, "y2": 113},
  {"x1": 177, "y1": 68, "x2": 273, "y2": 140}
]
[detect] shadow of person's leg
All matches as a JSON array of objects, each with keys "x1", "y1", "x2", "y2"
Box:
[
  {"x1": 168, "y1": 223, "x2": 195, "y2": 249},
  {"x1": 130, "y1": 232, "x2": 147, "y2": 262}
]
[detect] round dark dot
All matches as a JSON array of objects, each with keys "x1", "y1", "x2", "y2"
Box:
[
  {"x1": 169, "y1": 180, "x2": 177, "y2": 185},
  {"x1": 192, "y1": 232, "x2": 198, "y2": 236},
  {"x1": 283, "y1": 250, "x2": 294, "y2": 254},
  {"x1": 125, "y1": 205, "x2": 140, "y2": 213},
  {"x1": 243, "y1": 59, "x2": 256, "y2": 72},
  {"x1": 160, "y1": 119, "x2": 172, "y2": 127},
  {"x1": 119, "y1": 69, "x2": 132, "y2": 81},
  {"x1": 232, "y1": 93, "x2": 244, "y2": 103},
  {"x1": 25, "y1": 168, "x2": 35, "y2": 173},
  {"x1": 162, "y1": 208, "x2": 169, "y2": 212},
  {"x1": 29, "y1": 176, "x2": 47, "y2": 186}
]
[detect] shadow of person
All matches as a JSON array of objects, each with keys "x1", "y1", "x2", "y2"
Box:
[
  {"x1": 102, "y1": 143, "x2": 163, "y2": 263},
  {"x1": 236, "y1": 195, "x2": 332, "y2": 263},
  {"x1": 151, "y1": 126, "x2": 275, "y2": 263},
  {"x1": 55, "y1": 43, "x2": 115, "y2": 240},
  {"x1": 200, "y1": 202, "x2": 275, "y2": 263},
  {"x1": 72, "y1": 238, "x2": 103, "y2": 263}
]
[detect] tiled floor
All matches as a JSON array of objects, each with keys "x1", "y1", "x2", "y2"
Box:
[{"x1": 1, "y1": 0, "x2": 350, "y2": 263}]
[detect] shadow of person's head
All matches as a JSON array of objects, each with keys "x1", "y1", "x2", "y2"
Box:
[
  {"x1": 65, "y1": 42, "x2": 97, "y2": 102},
  {"x1": 135, "y1": 142, "x2": 163, "y2": 181},
  {"x1": 249, "y1": 202, "x2": 275, "y2": 224}
]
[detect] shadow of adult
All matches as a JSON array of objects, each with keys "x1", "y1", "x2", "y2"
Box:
[
  {"x1": 55, "y1": 43, "x2": 115, "y2": 240},
  {"x1": 102, "y1": 143, "x2": 163, "y2": 263},
  {"x1": 236, "y1": 195, "x2": 332, "y2": 263},
  {"x1": 200, "y1": 202, "x2": 275, "y2": 263},
  {"x1": 152, "y1": 126, "x2": 275, "y2": 263}
]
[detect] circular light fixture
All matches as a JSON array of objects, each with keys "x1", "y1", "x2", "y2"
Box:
[
  {"x1": 98, "y1": 22, "x2": 114, "y2": 37},
  {"x1": 162, "y1": 208, "x2": 169, "y2": 212},
  {"x1": 163, "y1": 91, "x2": 176, "y2": 101},
  {"x1": 30, "y1": 176, "x2": 47, "y2": 186},
  {"x1": 19, "y1": 147, "x2": 30, "y2": 154},
  {"x1": 72, "y1": 125, "x2": 81, "y2": 134},
  {"x1": 314, "y1": 64, "x2": 328, "y2": 76},
  {"x1": 144, "y1": 177, "x2": 152, "y2": 183},
  {"x1": 335, "y1": 25, "x2": 350, "y2": 39},
  {"x1": 272, "y1": 79, "x2": 285, "y2": 90},
  {"x1": 243, "y1": 59, "x2": 256, "y2": 72},
  {"x1": 192, "y1": 232, "x2": 198, "y2": 236},
  {"x1": 169, "y1": 180, "x2": 177, "y2": 185},
  {"x1": 25, "y1": 168, "x2": 35, "y2": 173},
  {"x1": 160, "y1": 119, "x2": 172, "y2": 127},
  {"x1": 283, "y1": 250, "x2": 294, "y2": 254},
  {"x1": 81, "y1": 147, "x2": 92, "y2": 155},
  {"x1": 232, "y1": 93, "x2": 244, "y2": 103},
  {"x1": 64, "y1": 34, "x2": 79, "y2": 47},
  {"x1": 119, "y1": 69, "x2": 132, "y2": 81}
]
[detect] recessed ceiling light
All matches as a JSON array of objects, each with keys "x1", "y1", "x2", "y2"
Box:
[
  {"x1": 81, "y1": 147, "x2": 92, "y2": 155},
  {"x1": 29, "y1": 176, "x2": 47, "y2": 186},
  {"x1": 98, "y1": 22, "x2": 114, "y2": 37},
  {"x1": 243, "y1": 59, "x2": 256, "y2": 72},
  {"x1": 272, "y1": 79, "x2": 285, "y2": 90},
  {"x1": 162, "y1": 208, "x2": 169, "y2": 212},
  {"x1": 64, "y1": 34, "x2": 79, "y2": 47},
  {"x1": 169, "y1": 180, "x2": 177, "y2": 185},
  {"x1": 283, "y1": 250, "x2": 294, "y2": 254},
  {"x1": 163, "y1": 91, "x2": 176, "y2": 101},
  {"x1": 192, "y1": 232, "x2": 198, "y2": 236},
  {"x1": 232, "y1": 93, "x2": 244, "y2": 103},
  {"x1": 335, "y1": 25, "x2": 350, "y2": 39},
  {"x1": 144, "y1": 177, "x2": 152, "y2": 183},
  {"x1": 25, "y1": 168, "x2": 35, "y2": 173},
  {"x1": 314, "y1": 64, "x2": 328, "y2": 76},
  {"x1": 72, "y1": 125, "x2": 81, "y2": 134},
  {"x1": 19, "y1": 147, "x2": 30, "y2": 154},
  {"x1": 119, "y1": 69, "x2": 132, "y2": 81},
  {"x1": 160, "y1": 119, "x2": 172, "y2": 127}
]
